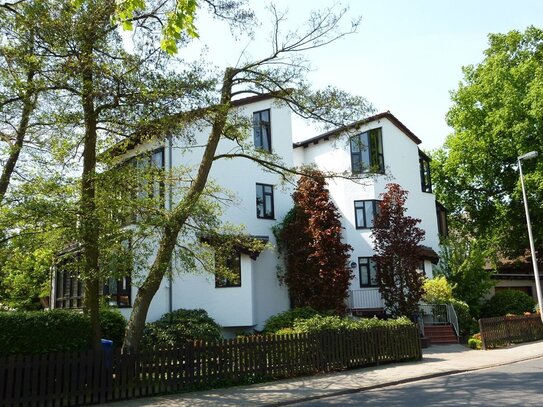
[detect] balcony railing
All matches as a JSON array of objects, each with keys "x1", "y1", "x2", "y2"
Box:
[{"x1": 348, "y1": 288, "x2": 384, "y2": 310}]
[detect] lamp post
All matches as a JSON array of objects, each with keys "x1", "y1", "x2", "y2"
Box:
[{"x1": 518, "y1": 151, "x2": 543, "y2": 322}]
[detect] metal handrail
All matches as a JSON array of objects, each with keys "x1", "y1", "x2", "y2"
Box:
[{"x1": 446, "y1": 303, "x2": 460, "y2": 337}]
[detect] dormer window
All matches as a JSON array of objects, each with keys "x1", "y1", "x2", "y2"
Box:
[
  {"x1": 419, "y1": 150, "x2": 432, "y2": 193},
  {"x1": 350, "y1": 128, "x2": 384, "y2": 174},
  {"x1": 253, "y1": 109, "x2": 271, "y2": 152}
]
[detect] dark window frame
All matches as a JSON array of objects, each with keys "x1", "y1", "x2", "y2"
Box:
[
  {"x1": 359, "y1": 257, "x2": 379, "y2": 288},
  {"x1": 215, "y1": 251, "x2": 242, "y2": 288},
  {"x1": 103, "y1": 276, "x2": 132, "y2": 308},
  {"x1": 436, "y1": 201, "x2": 449, "y2": 237},
  {"x1": 350, "y1": 128, "x2": 385, "y2": 174},
  {"x1": 419, "y1": 151, "x2": 432, "y2": 193},
  {"x1": 354, "y1": 200, "x2": 380, "y2": 229},
  {"x1": 253, "y1": 109, "x2": 272, "y2": 153},
  {"x1": 256, "y1": 183, "x2": 275, "y2": 219},
  {"x1": 54, "y1": 259, "x2": 84, "y2": 309}
]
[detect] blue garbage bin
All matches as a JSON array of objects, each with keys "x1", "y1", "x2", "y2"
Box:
[{"x1": 101, "y1": 339, "x2": 113, "y2": 368}]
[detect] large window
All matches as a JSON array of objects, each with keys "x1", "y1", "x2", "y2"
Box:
[
  {"x1": 215, "y1": 251, "x2": 241, "y2": 288},
  {"x1": 350, "y1": 128, "x2": 384, "y2": 174},
  {"x1": 256, "y1": 183, "x2": 275, "y2": 219},
  {"x1": 253, "y1": 109, "x2": 271, "y2": 152},
  {"x1": 419, "y1": 151, "x2": 432, "y2": 193},
  {"x1": 354, "y1": 200, "x2": 380, "y2": 229},
  {"x1": 359, "y1": 257, "x2": 378, "y2": 287}
]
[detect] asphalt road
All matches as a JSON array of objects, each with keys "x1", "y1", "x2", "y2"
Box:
[{"x1": 292, "y1": 357, "x2": 543, "y2": 406}]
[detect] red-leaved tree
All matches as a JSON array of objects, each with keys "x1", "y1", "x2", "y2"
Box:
[
  {"x1": 275, "y1": 170, "x2": 353, "y2": 313},
  {"x1": 372, "y1": 183, "x2": 426, "y2": 317}
]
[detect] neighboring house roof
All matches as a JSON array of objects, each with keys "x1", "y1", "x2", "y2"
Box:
[
  {"x1": 488, "y1": 254, "x2": 543, "y2": 280},
  {"x1": 293, "y1": 111, "x2": 422, "y2": 149}
]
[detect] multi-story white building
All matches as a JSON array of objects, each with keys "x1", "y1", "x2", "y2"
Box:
[{"x1": 52, "y1": 95, "x2": 446, "y2": 332}]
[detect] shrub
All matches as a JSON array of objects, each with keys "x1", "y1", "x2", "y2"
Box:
[
  {"x1": 100, "y1": 308, "x2": 127, "y2": 347},
  {"x1": 291, "y1": 315, "x2": 413, "y2": 334},
  {"x1": 481, "y1": 290, "x2": 536, "y2": 317},
  {"x1": 142, "y1": 308, "x2": 222, "y2": 349},
  {"x1": 0, "y1": 310, "x2": 90, "y2": 356},
  {"x1": 422, "y1": 276, "x2": 454, "y2": 303},
  {"x1": 468, "y1": 337, "x2": 482, "y2": 350},
  {"x1": 263, "y1": 307, "x2": 324, "y2": 333}
]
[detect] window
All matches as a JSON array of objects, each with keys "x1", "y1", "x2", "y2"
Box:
[
  {"x1": 253, "y1": 109, "x2": 271, "y2": 152},
  {"x1": 350, "y1": 128, "x2": 384, "y2": 174},
  {"x1": 215, "y1": 251, "x2": 241, "y2": 288},
  {"x1": 103, "y1": 276, "x2": 132, "y2": 307},
  {"x1": 436, "y1": 201, "x2": 448, "y2": 237},
  {"x1": 419, "y1": 151, "x2": 432, "y2": 193},
  {"x1": 256, "y1": 183, "x2": 275, "y2": 219},
  {"x1": 359, "y1": 257, "x2": 378, "y2": 287},
  {"x1": 122, "y1": 147, "x2": 165, "y2": 224},
  {"x1": 354, "y1": 200, "x2": 380, "y2": 229}
]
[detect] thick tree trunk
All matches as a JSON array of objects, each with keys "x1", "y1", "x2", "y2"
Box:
[
  {"x1": 122, "y1": 68, "x2": 236, "y2": 353},
  {"x1": 0, "y1": 70, "x2": 35, "y2": 204},
  {"x1": 80, "y1": 50, "x2": 102, "y2": 351}
]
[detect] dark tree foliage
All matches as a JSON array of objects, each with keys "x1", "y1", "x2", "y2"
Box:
[
  {"x1": 275, "y1": 170, "x2": 353, "y2": 314},
  {"x1": 372, "y1": 183, "x2": 425, "y2": 318}
]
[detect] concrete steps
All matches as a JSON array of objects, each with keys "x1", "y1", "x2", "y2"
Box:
[{"x1": 425, "y1": 324, "x2": 458, "y2": 345}]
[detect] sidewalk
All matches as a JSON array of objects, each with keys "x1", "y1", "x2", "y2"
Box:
[{"x1": 105, "y1": 340, "x2": 543, "y2": 407}]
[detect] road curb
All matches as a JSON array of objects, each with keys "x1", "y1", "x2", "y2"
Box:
[{"x1": 262, "y1": 353, "x2": 543, "y2": 406}]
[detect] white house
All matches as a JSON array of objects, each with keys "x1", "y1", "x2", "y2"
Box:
[{"x1": 51, "y1": 95, "x2": 446, "y2": 333}]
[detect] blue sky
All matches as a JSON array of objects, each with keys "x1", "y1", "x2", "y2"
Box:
[{"x1": 190, "y1": 0, "x2": 543, "y2": 150}]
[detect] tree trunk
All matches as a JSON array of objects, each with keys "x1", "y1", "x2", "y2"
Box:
[
  {"x1": 122, "y1": 68, "x2": 236, "y2": 353},
  {"x1": 0, "y1": 70, "x2": 35, "y2": 204},
  {"x1": 80, "y1": 49, "x2": 102, "y2": 351}
]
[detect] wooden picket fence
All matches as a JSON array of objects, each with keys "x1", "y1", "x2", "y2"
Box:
[
  {"x1": 0, "y1": 325, "x2": 421, "y2": 407},
  {"x1": 478, "y1": 314, "x2": 543, "y2": 349}
]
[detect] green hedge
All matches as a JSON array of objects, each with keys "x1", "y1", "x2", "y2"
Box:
[
  {"x1": 284, "y1": 315, "x2": 413, "y2": 334},
  {"x1": 0, "y1": 308, "x2": 127, "y2": 356}
]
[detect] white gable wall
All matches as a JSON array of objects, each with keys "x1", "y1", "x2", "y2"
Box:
[{"x1": 294, "y1": 117, "x2": 440, "y2": 293}]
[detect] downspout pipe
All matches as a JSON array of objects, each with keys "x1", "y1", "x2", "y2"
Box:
[{"x1": 168, "y1": 135, "x2": 173, "y2": 314}]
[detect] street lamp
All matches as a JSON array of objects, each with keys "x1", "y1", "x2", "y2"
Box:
[{"x1": 518, "y1": 151, "x2": 543, "y2": 322}]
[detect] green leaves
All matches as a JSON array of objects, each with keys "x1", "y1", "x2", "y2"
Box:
[
  {"x1": 161, "y1": 0, "x2": 200, "y2": 54},
  {"x1": 434, "y1": 26, "x2": 543, "y2": 256}
]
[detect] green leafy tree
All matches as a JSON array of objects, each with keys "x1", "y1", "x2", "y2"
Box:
[
  {"x1": 434, "y1": 233, "x2": 495, "y2": 318},
  {"x1": 275, "y1": 170, "x2": 353, "y2": 314},
  {"x1": 432, "y1": 26, "x2": 543, "y2": 257},
  {"x1": 372, "y1": 183, "x2": 425, "y2": 318},
  {"x1": 1, "y1": 1, "x2": 373, "y2": 353}
]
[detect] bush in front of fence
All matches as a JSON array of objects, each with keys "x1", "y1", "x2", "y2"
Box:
[
  {"x1": 481, "y1": 290, "x2": 536, "y2": 318},
  {"x1": 141, "y1": 308, "x2": 222, "y2": 350},
  {"x1": 0, "y1": 310, "x2": 89, "y2": 356},
  {"x1": 263, "y1": 306, "x2": 329, "y2": 333},
  {"x1": 0, "y1": 308, "x2": 127, "y2": 356}
]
